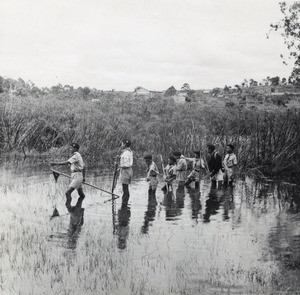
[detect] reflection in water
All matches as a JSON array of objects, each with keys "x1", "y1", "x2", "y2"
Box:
[
  {"x1": 163, "y1": 185, "x2": 186, "y2": 221},
  {"x1": 203, "y1": 186, "x2": 224, "y2": 223},
  {"x1": 3, "y1": 167, "x2": 300, "y2": 294},
  {"x1": 186, "y1": 187, "x2": 201, "y2": 222},
  {"x1": 117, "y1": 205, "x2": 131, "y2": 250},
  {"x1": 141, "y1": 193, "x2": 158, "y2": 234},
  {"x1": 163, "y1": 191, "x2": 177, "y2": 220},
  {"x1": 112, "y1": 198, "x2": 117, "y2": 235},
  {"x1": 175, "y1": 186, "x2": 185, "y2": 216},
  {"x1": 222, "y1": 187, "x2": 234, "y2": 221},
  {"x1": 270, "y1": 183, "x2": 300, "y2": 270},
  {"x1": 66, "y1": 196, "x2": 85, "y2": 250}
]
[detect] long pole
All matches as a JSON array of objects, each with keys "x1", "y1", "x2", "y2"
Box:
[
  {"x1": 160, "y1": 154, "x2": 167, "y2": 178},
  {"x1": 111, "y1": 156, "x2": 119, "y2": 233},
  {"x1": 51, "y1": 169, "x2": 120, "y2": 198}
]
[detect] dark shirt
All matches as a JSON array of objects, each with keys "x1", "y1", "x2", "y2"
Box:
[{"x1": 208, "y1": 152, "x2": 223, "y2": 177}]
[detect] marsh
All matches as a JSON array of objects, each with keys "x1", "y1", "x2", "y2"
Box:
[{"x1": 0, "y1": 165, "x2": 299, "y2": 294}]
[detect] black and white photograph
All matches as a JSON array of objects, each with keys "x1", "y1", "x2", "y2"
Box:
[{"x1": 0, "y1": 0, "x2": 300, "y2": 294}]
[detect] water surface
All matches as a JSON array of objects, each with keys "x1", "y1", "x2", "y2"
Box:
[{"x1": 0, "y1": 166, "x2": 299, "y2": 294}]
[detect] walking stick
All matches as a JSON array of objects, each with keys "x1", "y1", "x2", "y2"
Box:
[
  {"x1": 111, "y1": 157, "x2": 119, "y2": 193},
  {"x1": 104, "y1": 156, "x2": 121, "y2": 204},
  {"x1": 160, "y1": 154, "x2": 173, "y2": 191},
  {"x1": 159, "y1": 154, "x2": 167, "y2": 179},
  {"x1": 111, "y1": 156, "x2": 119, "y2": 233}
]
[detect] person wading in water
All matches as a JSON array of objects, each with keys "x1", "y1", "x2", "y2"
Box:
[
  {"x1": 207, "y1": 144, "x2": 223, "y2": 189},
  {"x1": 50, "y1": 143, "x2": 86, "y2": 206},
  {"x1": 119, "y1": 140, "x2": 133, "y2": 207}
]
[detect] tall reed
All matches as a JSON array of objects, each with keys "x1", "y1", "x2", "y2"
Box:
[{"x1": 0, "y1": 92, "x2": 299, "y2": 179}]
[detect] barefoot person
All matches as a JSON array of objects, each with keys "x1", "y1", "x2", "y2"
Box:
[
  {"x1": 173, "y1": 151, "x2": 187, "y2": 189},
  {"x1": 223, "y1": 144, "x2": 237, "y2": 187},
  {"x1": 50, "y1": 143, "x2": 86, "y2": 206},
  {"x1": 161, "y1": 155, "x2": 177, "y2": 192},
  {"x1": 119, "y1": 140, "x2": 133, "y2": 207},
  {"x1": 207, "y1": 144, "x2": 223, "y2": 189},
  {"x1": 144, "y1": 154, "x2": 159, "y2": 196},
  {"x1": 184, "y1": 151, "x2": 205, "y2": 189}
]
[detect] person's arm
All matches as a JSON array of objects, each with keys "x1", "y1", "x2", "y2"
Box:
[
  {"x1": 184, "y1": 156, "x2": 194, "y2": 162},
  {"x1": 166, "y1": 167, "x2": 176, "y2": 182},
  {"x1": 146, "y1": 166, "x2": 151, "y2": 181},
  {"x1": 167, "y1": 173, "x2": 176, "y2": 182},
  {"x1": 223, "y1": 155, "x2": 229, "y2": 170},
  {"x1": 50, "y1": 160, "x2": 69, "y2": 166}
]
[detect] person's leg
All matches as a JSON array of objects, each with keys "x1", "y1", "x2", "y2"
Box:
[
  {"x1": 66, "y1": 187, "x2": 75, "y2": 206},
  {"x1": 228, "y1": 168, "x2": 234, "y2": 187},
  {"x1": 178, "y1": 180, "x2": 185, "y2": 190},
  {"x1": 211, "y1": 179, "x2": 217, "y2": 189},
  {"x1": 149, "y1": 178, "x2": 158, "y2": 197},
  {"x1": 223, "y1": 171, "x2": 228, "y2": 188},
  {"x1": 149, "y1": 188, "x2": 156, "y2": 197},
  {"x1": 184, "y1": 177, "x2": 193, "y2": 187},
  {"x1": 122, "y1": 184, "x2": 130, "y2": 206},
  {"x1": 217, "y1": 181, "x2": 223, "y2": 189},
  {"x1": 77, "y1": 187, "x2": 86, "y2": 204},
  {"x1": 161, "y1": 184, "x2": 167, "y2": 191}
]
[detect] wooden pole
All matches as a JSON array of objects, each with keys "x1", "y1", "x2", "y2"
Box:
[{"x1": 51, "y1": 169, "x2": 120, "y2": 199}]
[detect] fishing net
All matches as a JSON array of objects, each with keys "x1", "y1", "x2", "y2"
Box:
[
  {"x1": 50, "y1": 171, "x2": 61, "y2": 219},
  {"x1": 52, "y1": 171, "x2": 60, "y2": 182},
  {"x1": 51, "y1": 207, "x2": 60, "y2": 218}
]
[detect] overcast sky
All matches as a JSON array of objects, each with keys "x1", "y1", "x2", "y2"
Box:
[{"x1": 0, "y1": 0, "x2": 294, "y2": 91}]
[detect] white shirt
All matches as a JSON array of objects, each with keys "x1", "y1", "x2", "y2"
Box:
[
  {"x1": 120, "y1": 149, "x2": 133, "y2": 168},
  {"x1": 147, "y1": 161, "x2": 159, "y2": 179},
  {"x1": 68, "y1": 152, "x2": 84, "y2": 172},
  {"x1": 223, "y1": 153, "x2": 237, "y2": 169}
]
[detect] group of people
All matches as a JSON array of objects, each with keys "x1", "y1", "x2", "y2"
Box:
[
  {"x1": 50, "y1": 140, "x2": 237, "y2": 208},
  {"x1": 142, "y1": 144, "x2": 237, "y2": 199}
]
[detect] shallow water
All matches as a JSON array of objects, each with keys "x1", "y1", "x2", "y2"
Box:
[{"x1": 0, "y1": 166, "x2": 300, "y2": 295}]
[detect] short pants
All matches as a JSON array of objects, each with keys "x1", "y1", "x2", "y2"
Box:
[
  {"x1": 69, "y1": 172, "x2": 83, "y2": 189},
  {"x1": 148, "y1": 176, "x2": 159, "y2": 190},
  {"x1": 119, "y1": 167, "x2": 133, "y2": 185}
]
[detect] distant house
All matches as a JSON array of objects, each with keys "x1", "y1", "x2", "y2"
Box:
[
  {"x1": 202, "y1": 90, "x2": 210, "y2": 98},
  {"x1": 133, "y1": 87, "x2": 150, "y2": 97},
  {"x1": 176, "y1": 90, "x2": 188, "y2": 101},
  {"x1": 150, "y1": 91, "x2": 163, "y2": 98}
]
